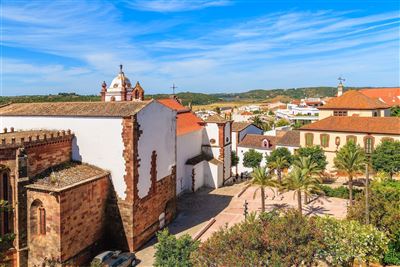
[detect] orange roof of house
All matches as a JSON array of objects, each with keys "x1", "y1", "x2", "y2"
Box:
[
  {"x1": 157, "y1": 98, "x2": 188, "y2": 112},
  {"x1": 359, "y1": 88, "x2": 400, "y2": 107},
  {"x1": 300, "y1": 116, "x2": 400, "y2": 135},
  {"x1": 177, "y1": 112, "x2": 203, "y2": 135},
  {"x1": 241, "y1": 111, "x2": 253, "y2": 115},
  {"x1": 158, "y1": 98, "x2": 203, "y2": 136},
  {"x1": 319, "y1": 90, "x2": 390, "y2": 110}
]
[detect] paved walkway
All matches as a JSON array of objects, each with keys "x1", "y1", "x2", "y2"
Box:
[{"x1": 135, "y1": 182, "x2": 348, "y2": 266}]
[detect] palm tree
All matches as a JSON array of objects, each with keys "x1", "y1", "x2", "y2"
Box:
[
  {"x1": 251, "y1": 115, "x2": 263, "y2": 129},
  {"x1": 267, "y1": 155, "x2": 289, "y2": 184},
  {"x1": 293, "y1": 156, "x2": 322, "y2": 204},
  {"x1": 283, "y1": 166, "x2": 322, "y2": 213},
  {"x1": 249, "y1": 166, "x2": 277, "y2": 213},
  {"x1": 334, "y1": 141, "x2": 366, "y2": 207}
]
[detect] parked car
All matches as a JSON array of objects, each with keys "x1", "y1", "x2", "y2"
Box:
[
  {"x1": 91, "y1": 250, "x2": 122, "y2": 266},
  {"x1": 102, "y1": 252, "x2": 138, "y2": 267}
]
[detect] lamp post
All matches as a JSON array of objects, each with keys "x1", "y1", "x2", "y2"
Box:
[
  {"x1": 365, "y1": 146, "x2": 372, "y2": 224},
  {"x1": 243, "y1": 200, "x2": 248, "y2": 219}
]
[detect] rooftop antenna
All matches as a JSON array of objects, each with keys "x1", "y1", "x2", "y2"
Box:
[
  {"x1": 170, "y1": 83, "x2": 178, "y2": 95},
  {"x1": 119, "y1": 64, "x2": 123, "y2": 74}
]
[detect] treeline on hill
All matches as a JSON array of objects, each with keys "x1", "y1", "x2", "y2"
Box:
[
  {"x1": 147, "y1": 92, "x2": 221, "y2": 105},
  {"x1": 0, "y1": 93, "x2": 100, "y2": 105},
  {"x1": 0, "y1": 86, "x2": 379, "y2": 106},
  {"x1": 212, "y1": 86, "x2": 367, "y2": 101}
]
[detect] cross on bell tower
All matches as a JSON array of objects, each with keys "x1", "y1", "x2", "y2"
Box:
[{"x1": 170, "y1": 83, "x2": 178, "y2": 95}]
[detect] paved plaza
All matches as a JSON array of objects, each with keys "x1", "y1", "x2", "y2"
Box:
[{"x1": 135, "y1": 182, "x2": 348, "y2": 266}]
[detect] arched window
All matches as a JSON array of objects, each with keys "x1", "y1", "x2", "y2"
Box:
[
  {"x1": 135, "y1": 90, "x2": 139, "y2": 100},
  {"x1": 30, "y1": 200, "x2": 46, "y2": 235},
  {"x1": 364, "y1": 136, "x2": 374, "y2": 154},
  {"x1": 262, "y1": 139, "x2": 269, "y2": 148}
]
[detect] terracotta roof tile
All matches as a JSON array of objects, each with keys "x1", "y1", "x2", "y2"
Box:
[
  {"x1": 0, "y1": 101, "x2": 150, "y2": 117},
  {"x1": 232, "y1": 122, "x2": 254, "y2": 132},
  {"x1": 177, "y1": 112, "x2": 203, "y2": 136},
  {"x1": 158, "y1": 98, "x2": 188, "y2": 112},
  {"x1": 26, "y1": 162, "x2": 108, "y2": 192},
  {"x1": 359, "y1": 88, "x2": 400, "y2": 107},
  {"x1": 276, "y1": 131, "x2": 300, "y2": 147},
  {"x1": 158, "y1": 98, "x2": 203, "y2": 135},
  {"x1": 238, "y1": 134, "x2": 279, "y2": 150},
  {"x1": 205, "y1": 114, "x2": 229, "y2": 123},
  {"x1": 299, "y1": 116, "x2": 400, "y2": 135},
  {"x1": 319, "y1": 90, "x2": 389, "y2": 110}
]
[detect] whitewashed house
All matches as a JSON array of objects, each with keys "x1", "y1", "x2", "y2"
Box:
[
  {"x1": 159, "y1": 98, "x2": 232, "y2": 195},
  {"x1": 236, "y1": 134, "x2": 279, "y2": 174}
]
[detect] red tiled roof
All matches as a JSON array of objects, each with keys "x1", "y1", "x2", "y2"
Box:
[
  {"x1": 177, "y1": 112, "x2": 203, "y2": 136},
  {"x1": 0, "y1": 101, "x2": 150, "y2": 117},
  {"x1": 238, "y1": 134, "x2": 279, "y2": 150},
  {"x1": 158, "y1": 98, "x2": 203, "y2": 135},
  {"x1": 276, "y1": 131, "x2": 300, "y2": 147},
  {"x1": 299, "y1": 116, "x2": 400, "y2": 135},
  {"x1": 205, "y1": 114, "x2": 229, "y2": 123},
  {"x1": 232, "y1": 122, "x2": 261, "y2": 132},
  {"x1": 359, "y1": 88, "x2": 400, "y2": 107},
  {"x1": 241, "y1": 111, "x2": 253, "y2": 115},
  {"x1": 319, "y1": 90, "x2": 389, "y2": 110},
  {"x1": 158, "y1": 98, "x2": 187, "y2": 112}
]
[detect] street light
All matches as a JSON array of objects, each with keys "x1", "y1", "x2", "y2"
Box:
[{"x1": 365, "y1": 138, "x2": 373, "y2": 224}]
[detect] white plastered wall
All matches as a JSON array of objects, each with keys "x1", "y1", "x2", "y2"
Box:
[
  {"x1": 137, "y1": 101, "x2": 177, "y2": 198},
  {"x1": 0, "y1": 116, "x2": 128, "y2": 198},
  {"x1": 176, "y1": 130, "x2": 203, "y2": 195}
]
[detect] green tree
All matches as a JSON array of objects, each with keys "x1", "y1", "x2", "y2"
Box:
[
  {"x1": 348, "y1": 180, "x2": 400, "y2": 265},
  {"x1": 293, "y1": 156, "x2": 323, "y2": 204},
  {"x1": 231, "y1": 151, "x2": 239, "y2": 167},
  {"x1": 334, "y1": 141, "x2": 366, "y2": 207},
  {"x1": 283, "y1": 163, "x2": 322, "y2": 212},
  {"x1": 316, "y1": 217, "x2": 389, "y2": 266},
  {"x1": 295, "y1": 145, "x2": 328, "y2": 171},
  {"x1": 250, "y1": 115, "x2": 263, "y2": 129},
  {"x1": 213, "y1": 106, "x2": 221, "y2": 114},
  {"x1": 275, "y1": 118, "x2": 290, "y2": 127},
  {"x1": 390, "y1": 105, "x2": 400, "y2": 117},
  {"x1": 249, "y1": 167, "x2": 277, "y2": 212},
  {"x1": 154, "y1": 229, "x2": 199, "y2": 267},
  {"x1": 266, "y1": 147, "x2": 292, "y2": 183},
  {"x1": 243, "y1": 149, "x2": 263, "y2": 170},
  {"x1": 371, "y1": 140, "x2": 400, "y2": 179}
]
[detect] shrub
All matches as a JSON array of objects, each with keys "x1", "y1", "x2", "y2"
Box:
[
  {"x1": 193, "y1": 210, "x2": 324, "y2": 266},
  {"x1": 348, "y1": 180, "x2": 400, "y2": 265},
  {"x1": 319, "y1": 185, "x2": 362, "y2": 199},
  {"x1": 154, "y1": 229, "x2": 199, "y2": 267},
  {"x1": 316, "y1": 217, "x2": 389, "y2": 266},
  {"x1": 371, "y1": 140, "x2": 400, "y2": 178}
]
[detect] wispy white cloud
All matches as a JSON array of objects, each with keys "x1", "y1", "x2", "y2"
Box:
[
  {"x1": 1, "y1": 1, "x2": 399, "y2": 95},
  {"x1": 124, "y1": 0, "x2": 231, "y2": 12}
]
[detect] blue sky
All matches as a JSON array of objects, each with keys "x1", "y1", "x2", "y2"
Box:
[{"x1": 1, "y1": 0, "x2": 399, "y2": 96}]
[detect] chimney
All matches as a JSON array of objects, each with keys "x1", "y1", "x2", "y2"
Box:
[{"x1": 337, "y1": 82, "x2": 343, "y2": 97}]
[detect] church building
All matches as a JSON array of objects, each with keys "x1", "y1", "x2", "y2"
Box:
[{"x1": 0, "y1": 67, "x2": 177, "y2": 266}]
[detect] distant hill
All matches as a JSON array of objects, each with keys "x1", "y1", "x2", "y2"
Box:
[
  {"x1": 0, "y1": 93, "x2": 100, "y2": 105},
  {"x1": 0, "y1": 86, "x2": 384, "y2": 106},
  {"x1": 147, "y1": 92, "x2": 221, "y2": 105}
]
